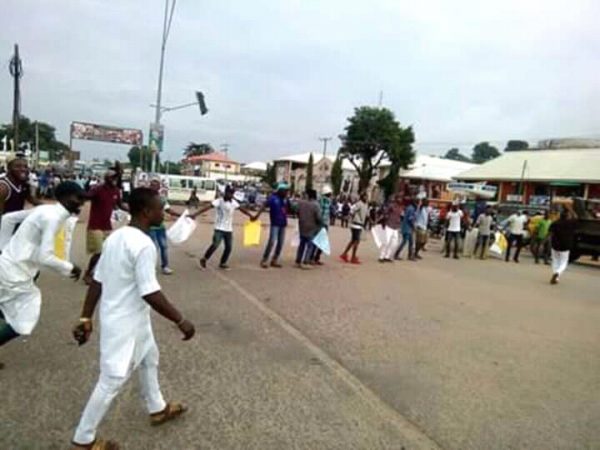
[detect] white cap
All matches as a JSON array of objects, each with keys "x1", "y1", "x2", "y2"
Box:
[{"x1": 322, "y1": 185, "x2": 332, "y2": 195}]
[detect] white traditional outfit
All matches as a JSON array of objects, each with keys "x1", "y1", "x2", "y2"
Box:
[
  {"x1": 73, "y1": 226, "x2": 166, "y2": 445},
  {"x1": 0, "y1": 204, "x2": 74, "y2": 335}
]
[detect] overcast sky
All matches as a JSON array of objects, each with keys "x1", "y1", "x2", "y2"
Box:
[{"x1": 2, "y1": 0, "x2": 600, "y2": 163}]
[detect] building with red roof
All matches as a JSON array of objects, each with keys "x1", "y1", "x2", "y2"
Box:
[{"x1": 182, "y1": 152, "x2": 241, "y2": 178}]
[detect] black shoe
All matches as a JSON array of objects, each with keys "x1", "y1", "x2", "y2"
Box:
[
  {"x1": 444, "y1": 254, "x2": 450, "y2": 258},
  {"x1": 219, "y1": 264, "x2": 231, "y2": 271},
  {"x1": 199, "y1": 258, "x2": 207, "y2": 270},
  {"x1": 453, "y1": 255, "x2": 459, "y2": 260}
]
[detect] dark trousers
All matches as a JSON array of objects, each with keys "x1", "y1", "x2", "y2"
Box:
[
  {"x1": 204, "y1": 230, "x2": 233, "y2": 265},
  {"x1": 395, "y1": 230, "x2": 414, "y2": 259},
  {"x1": 473, "y1": 234, "x2": 490, "y2": 258},
  {"x1": 0, "y1": 310, "x2": 19, "y2": 346},
  {"x1": 505, "y1": 233, "x2": 524, "y2": 261},
  {"x1": 296, "y1": 235, "x2": 313, "y2": 264},
  {"x1": 445, "y1": 231, "x2": 460, "y2": 257},
  {"x1": 532, "y1": 238, "x2": 550, "y2": 263},
  {"x1": 149, "y1": 228, "x2": 169, "y2": 269},
  {"x1": 262, "y1": 226, "x2": 286, "y2": 262}
]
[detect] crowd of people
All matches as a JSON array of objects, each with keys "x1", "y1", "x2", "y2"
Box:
[{"x1": 0, "y1": 154, "x2": 583, "y2": 448}]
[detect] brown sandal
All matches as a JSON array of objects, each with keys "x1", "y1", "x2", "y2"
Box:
[
  {"x1": 150, "y1": 402, "x2": 187, "y2": 426},
  {"x1": 71, "y1": 439, "x2": 120, "y2": 450}
]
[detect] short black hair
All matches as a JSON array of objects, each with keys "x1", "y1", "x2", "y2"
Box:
[
  {"x1": 129, "y1": 187, "x2": 159, "y2": 217},
  {"x1": 55, "y1": 181, "x2": 84, "y2": 200},
  {"x1": 306, "y1": 189, "x2": 317, "y2": 200}
]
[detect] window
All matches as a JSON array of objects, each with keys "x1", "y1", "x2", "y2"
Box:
[{"x1": 215, "y1": 163, "x2": 220, "y2": 167}]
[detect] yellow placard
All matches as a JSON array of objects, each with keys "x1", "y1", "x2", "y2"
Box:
[{"x1": 243, "y1": 220, "x2": 261, "y2": 247}]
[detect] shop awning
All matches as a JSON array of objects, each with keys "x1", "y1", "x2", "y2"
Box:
[{"x1": 549, "y1": 181, "x2": 581, "y2": 187}]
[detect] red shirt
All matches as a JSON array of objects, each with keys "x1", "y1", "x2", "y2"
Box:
[{"x1": 88, "y1": 184, "x2": 121, "y2": 231}]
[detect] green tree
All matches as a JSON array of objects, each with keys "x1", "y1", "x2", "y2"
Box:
[
  {"x1": 0, "y1": 115, "x2": 71, "y2": 161},
  {"x1": 262, "y1": 163, "x2": 277, "y2": 186},
  {"x1": 471, "y1": 142, "x2": 501, "y2": 164},
  {"x1": 505, "y1": 140, "x2": 529, "y2": 152},
  {"x1": 340, "y1": 106, "x2": 415, "y2": 193},
  {"x1": 183, "y1": 142, "x2": 214, "y2": 157},
  {"x1": 128, "y1": 145, "x2": 153, "y2": 172},
  {"x1": 444, "y1": 148, "x2": 472, "y2": 162},
  {"x1": 306, "y1": 152, "x2": 314, "y2": 191},
  {"x1": 330, "y1": 153, "x2": 343, "y2": 196},
  {"x1": 160, "y1": 161, "x2": 182, "y2": 174}
]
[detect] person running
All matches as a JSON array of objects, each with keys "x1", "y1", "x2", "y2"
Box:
[
  {"x1": 379, "y1": 194, "x2": 402, "y2": 263},
  {"x1": 0, "y1": 182, "x2": 84, "y2": 370},
  {"x1": 312, "y1": 186, "x2": 332, "y2": 265},
  {"x1": 0, "y1": 154, "x2": 41, "y2": 221},
  {"x1": 295, "y1": 189, "x2": 323, "y2": 269},
  {"x1": 198, "y1": 186, "x2": 256, "y2": 270},
  {"x1": 414, "y1": 199, "x2": 431, "y2": 259},
  {"x1": 531, "y1": 211, "x2": 552, "y2": 265},
  {"x1": 395, "y1": 198, "x2": 416, "y2": 261},
  {"x1": 83, "y1": 170, "x2": 128, "y2": 285},
  {"x1": 548, "y1": 205, "x2": 578, "y2": 285},
  {"x1": 473, "y1": 206, "x2": 495, "y2": 259},
  {"x1": 445, "y1": 204, "x2": 463, "y2": 259},
  {"x1": 71, "y1": 187, "x2": 195, "y2": 450},
  {"x1": 148, "y1": 178, "x2": 180, "y2": 275},
  {"x1": 340, "y1": 193, "x2": 369, "y2": 264},
  {"x1": 504, "y1": 210, "x2": 528, "y2": 263},
  {"x1": 255, "y1": 183, "x2": 290, "y2": 269}
]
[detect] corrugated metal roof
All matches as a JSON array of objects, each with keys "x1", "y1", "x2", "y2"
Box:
[
  {"x1": 400, "y1": 155, "x2": 476, "y2": 182},
  {"x1": 456, "y1": 149, "x2": 600, "y2": 182}
]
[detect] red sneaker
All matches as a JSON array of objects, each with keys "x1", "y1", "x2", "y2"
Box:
[
  {"x1": 350, "y1": 257, "x2": 361, "y2": 265},
  {"x1": 339, "y1": 254, "x2": 349, "y2": 263}
]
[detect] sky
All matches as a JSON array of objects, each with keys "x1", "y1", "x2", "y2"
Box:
[{"x1": 1, "y1": 0, "x2": 600, "y2": 164}]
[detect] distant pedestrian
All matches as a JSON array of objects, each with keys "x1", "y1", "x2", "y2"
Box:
[
  {"x1": 549, "y1": 206, "x2": 578, "y2": 285},
  {"x1": 531, "y1": 211, "x2": 552, "y2": 265},
  {"x1": 395, "y1": 198, "x2": 416, "y2": 261},
  {"x1": 340, "y1": 193, "x2": 369, "y2": 265},
  {"x1": 149, "y1": 178, "x2": 181, "y2": 275},
  {"x1": 198, "y1": 186, "x2": 256, "y2": 270},
  {"x1": 255, "y1": 183, "x2": 290, "y2": 268},
  {"x1": 379, "y1": 195, "x2": 402, "y2": 263},
  {"x1": 505, "y1": 210, "x2": 528, "y2": 263},
  {"x1": 414, "y1": 200, "x2": 431, "y2": 259},
  {"x1": 341, "y1": 200, "x2": 351, "y2": 228},
  {"x1": 473, "y1": 207, "x2": 495, "y2": 259},
  {"x1": 295, "y1": 189, "x2": 322, "y2": 269},
  {"x1": 312, "y1": 186, "x2": 332, "y2": 265},
  {"x1": 444, "y1": 204, "x2": 463, "y2": 259}
]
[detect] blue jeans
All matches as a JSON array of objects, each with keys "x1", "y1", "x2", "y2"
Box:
[
  {"x1": 262, "y1": 225, "x2": 286, "y2": 262},
  {"x1": 395, "y1": 230, "x2": 414, "y2": 259},
  {"x1": 296, "y1": 235, "x2": 313, "y2": 264},
  {"x1": 149, "y1": 228, "x2": 169, "y2": 269},
  {"x1": 204, "y1": 230, "x2": 233, "y2": 266}
]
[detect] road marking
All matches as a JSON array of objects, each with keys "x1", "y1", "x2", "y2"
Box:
[{"x1": 212, "y1": 269, "x2": 443, "y2": 450}]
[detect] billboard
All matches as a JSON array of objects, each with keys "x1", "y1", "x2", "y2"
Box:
[
  {"x1": 71, "y1": 121, "x2": 143, "y2": 146},
  {"x1": 149, "y1": 123, "x2": 164, "y2": 153}
]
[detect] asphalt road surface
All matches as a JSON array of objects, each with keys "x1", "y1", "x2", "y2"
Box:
[{"x1": 1, "y1": 212, "x2": 599, "y2": 450}]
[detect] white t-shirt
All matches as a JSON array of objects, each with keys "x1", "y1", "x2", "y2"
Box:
[
  {"x1": 447, "y1": 210, "x2": 464, "y2": 232},
  {"x1": 94, "y1": 226, "x2": 161, "y2": 377},
  {"x1": 212, "y1": 198, "x2": 240, "y2": 232},
  {"x1": 508, "y1": 214, "x2": 527, "y2": 235}
]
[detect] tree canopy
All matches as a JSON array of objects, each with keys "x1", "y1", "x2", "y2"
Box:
[
  {"x1": 471, "y1": 142, "x2": 501, "y2": 164},
  {"x1": 306, "y1": 152, "x2": 314, "y2": 191},
  {"x1": 128, "y1": 146, "x2": 153, "y2": 172},
  {"x1": 0, "y1": 115, "x2": 70, "y2": 161},
  {"x1": 262, "y1": 163, "x2": 277, "y2": 187},
  {"x1": 183, "y1": 142, "x2": 214, "y2": 158},
  {"x1": 443, "y1": 148, "x2": 472, "y2": 163},
  {"x1": 339, "y1": 106, "x2": 415, "y2": 194},
  {"x1": 505, "y1": 140, "x2": 529, "y2": 152},
  {"x1": 330, "y1": 153, "x2": 343, "y2": 196}
]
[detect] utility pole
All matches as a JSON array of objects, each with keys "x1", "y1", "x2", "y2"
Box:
[
  {"x1": 221, "y1": 143, "x2": 229, "y2": 157},
  {"x1": 319, "y1": 137, "x2": 332, "y2": 157},
  {"x1": 9, "y1": 44, "x2": 23, "y2": 152},
  {"x1": 34, "y1": 121, "x2": 39, "y2": 169},
  {"x1": 151, "y1": 0, "x2": 177, "y2": 173}
]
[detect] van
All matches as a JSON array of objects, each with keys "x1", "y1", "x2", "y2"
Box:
[{"x1": 159, "y1": 174, "x2": 218, "y2": 203}]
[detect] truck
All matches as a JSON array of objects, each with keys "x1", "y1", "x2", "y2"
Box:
[{"x1": 570, "y1": 198, "x2": 600, "y2": 261}]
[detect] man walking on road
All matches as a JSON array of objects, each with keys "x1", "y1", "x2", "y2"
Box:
[
  {"x1": 395, "y1": 198, "x2": 416, "y2": 261},
  {"x1": 71, "y1": 187, "x2": 195, "y2": 450},
  {"x1": 312, "y1": 186, "x2": 332, "y2": 265},
  {"x1": 505, "y1": 210, "x2": 528, "y2": 263},
  {"x1": 379, "y1": 194, "x2": 402, "y2": 263},
  {"x1": 256, "y1": 183, "x2": 290, "y2": 268},
  {"x1": 531, "y1": 211, "x2": 552, "y2": 265},
  {"x1": 549, "y1": 205, "x2": 578, "y2": 285},
  {"x1": 0, "y1": 182, "x2": 84, "y2": 370},
  {"x1": 473, "y1": 207, "x2": 494, "y2": 259},
  {"x1": 149, "y1": 178, "x2": 180, "y2": 275},
  {"x1": 445, "y1": 204, "x2": 463, "y2": 259},
  {"x1": 198, "y1": 185, "x2": 256, "y2": 270},
  {"x1": 340, "y1": 193, "x2": 369, "y2": 265},
  {"x1": 414, "y1": 200, "x2": 431, "y2": 259},
  {"x1": 295, "y1": 189, "x2": 323, "y2": 269}
]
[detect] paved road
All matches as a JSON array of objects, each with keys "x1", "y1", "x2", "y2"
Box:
[{"x1": 1, "y1": 212, "x2": 599, "y2": 449}]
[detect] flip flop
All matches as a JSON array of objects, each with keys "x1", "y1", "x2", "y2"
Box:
[{"x1": 150, "y1": 402, "x2": 187, "y2": 426}]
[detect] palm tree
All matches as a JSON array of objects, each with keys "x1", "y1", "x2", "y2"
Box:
[{"x1": 183, "y1": 142, "x2": 214, "y2": 157}]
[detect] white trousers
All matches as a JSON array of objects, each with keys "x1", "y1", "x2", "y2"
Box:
[
  {"x1": 551, "y1": 249, "x2": 569, "y2": 277},
  {"x1": 379, "y1": 229, "x2": 399, "y2": 260},
  {"x1": 73, "y1": 343, "x2": 166, "y2": 445}
]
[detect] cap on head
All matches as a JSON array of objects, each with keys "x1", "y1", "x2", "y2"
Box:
[
  {"x1": 322, "y1": 185, "x2": 332, "y2": 195},
  {"x1": 276, "y1": 182, "x2": 289, "y2": 191}
]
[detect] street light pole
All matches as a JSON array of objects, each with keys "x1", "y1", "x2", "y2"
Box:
[{"x1": 151, "y1": 0, "x2": 177, "y2": 173}]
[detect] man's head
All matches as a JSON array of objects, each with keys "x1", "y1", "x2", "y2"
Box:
[
  {"x1": 6, "y1": 155, "x2": 28, "y2": 183},
  {"x1": 451, "y1": 204, "x2": 458, "y2": 212},
  {"x1": 422, "y1": 199, "x2": 429, "y2": 208},
  {"x1": 129, "y1": 187, "x2": 163, "y2": 228},
  {"x1": 322, "y1": 185, "x2": 332, "y2": 197},
  {"x1": 55, "y1": 181, "x2": 85, "y2": 215},
  {"x1": 149, "y1": 177, "x2": 161, "y2": 192},
  {"x1": 104, "y1": 170, "x2": 118, "y2": 187},
  {"x1": 276, "y1": 182, "x2": 289, "y2": 198},
  {"x1": 224, "y1": 185, "x2": 235, "y2": 201},
  {"x1": 360, "y1": 192, "x2": 368, "y2": 203},
  {"x1": 485, "y1": 206, "x2": 492, "y2": 215},
  {"x1": 394, "y1": 193, "x2": 402, "y2": 205},
  {"x1": 307, "y1": 189, "x2": 317, "y2": 200},
  {"x1": 544, "y1": 210, "x2": 550, "y2": 219}
]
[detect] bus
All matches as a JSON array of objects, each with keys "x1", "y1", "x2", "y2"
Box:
[{"x1": 159, "y1": 174, "x2": 218, "y2": 203}]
